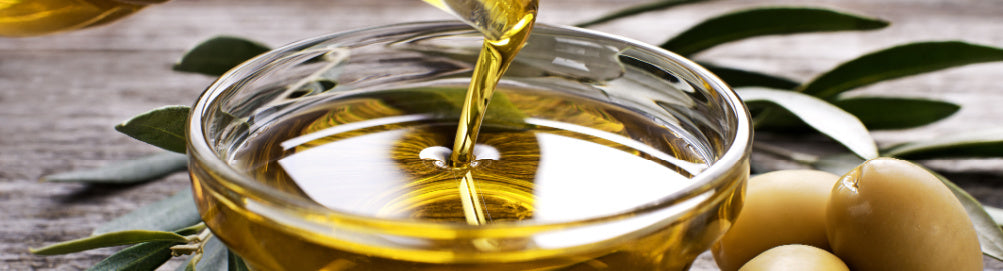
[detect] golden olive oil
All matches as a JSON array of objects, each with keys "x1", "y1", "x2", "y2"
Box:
[
  {"x1": 0, "y1": 0, "x2": 159, "y2": 37},
  {"x1": 232, "y1": 87, "x2": 709, "y2": 223},
  {"x1": 189, "y1": 1, "x2": 745, "y2": 270},
  {"x1": 191, "y1": 85, "x2": 744, "y2": 270}
]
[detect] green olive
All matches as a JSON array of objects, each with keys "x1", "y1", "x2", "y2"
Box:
[
  {"x1": 712, "y1": 170, "x2": 839, "y2": 271},
  {"x1": 738, "y1": 244, "x2": 849, "y2": 271},
  {"x1": 827, "y1": 158, "x2": 982, "y2": 271}
]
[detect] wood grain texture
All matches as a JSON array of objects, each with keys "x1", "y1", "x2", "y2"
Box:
[{"x1": 2, "y1": 0, "x2": 1001, "y2": 269}]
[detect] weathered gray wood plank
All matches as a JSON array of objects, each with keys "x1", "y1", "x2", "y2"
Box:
[{"x1": 2, "y1": 0, "x2": 1001, "y2": 269}]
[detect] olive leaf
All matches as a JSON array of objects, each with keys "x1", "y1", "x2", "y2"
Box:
[
  {"x1": 881, "y1": 129, "x2": 1003, "y2": 159},
  {"x1": 700, "y1": 62, "x2": 800, "y2": 89},
  {"x1": 86, "y1": 241, "x2": 176, "y2": 271},
  {"x1": 433, "y1": 87, "x2": 527, "y2": 126},
  {"x1": 177, "y1": 237, "x2": 227, "y2": 271},
  {"x1": 662, "y1": 7, "x2": 888, "y2": 56},
  {"x1": 228, "y1": 250, "x2": 251, "y2": 271},
  {"x1": 811, "y1": 153, "x2": 865, "y2": 176},
  {"x1": 93, "y1": 189, "x2": 201, "y2": 235},
  {"x1": 739, "y1": 87, "x2": 878, "y2": 159},
  {"x1": 835, "y1": 97, "x2": 960, "y2": 130},
  {"x1": 928, "y1": 170, "x2": 1003, "y2": 261},
  {"x1": 115, "y1": 105, "x2": 190, "y2": 153},
  {"x1": 984, "y1": 206, "x2": 1003, "y2": 226},
  {"x1": 184, "y1": 258, "x2": 197, "y2": 271},
  {"x1": 574, "y1": 0, "x2": 711, "y2": 28},
  {"x1": 173, "y1": 223, "x2": 207, "y2": 236},
  {"x1": 173, "y1": 36, "x2": 270, "y2": 76},
  {"x1": 800, "y1": 41, "x2": 1003, "y2": 100},
  {"x1": 358, "y1": 87, "x2": 527, "y2": 127},
  {"x1": 750, "y1": 98, "x2": 960, "y2": 132},
  {"x1": 41, "y1": 152, "x2": 188, "y2": 184},
  {"x1": 30, "y1": 230, "x2": 188, "y2": 255}
]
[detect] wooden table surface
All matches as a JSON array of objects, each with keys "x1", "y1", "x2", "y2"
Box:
[{"x1": 2, "y1": 0, "x2": 1002, "y2": 269}]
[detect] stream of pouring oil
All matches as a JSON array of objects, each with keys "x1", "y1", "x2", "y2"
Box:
[{"x1": 421, "y1": 0, "x2": 539, "y2": 226}]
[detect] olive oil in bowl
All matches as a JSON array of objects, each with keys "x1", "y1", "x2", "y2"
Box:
[{"x1": 188, "y1": 22, "x2": 750, "y2": 271}]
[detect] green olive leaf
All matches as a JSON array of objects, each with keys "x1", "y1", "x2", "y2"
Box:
[
  {"x1": 199, "y1": 237, "x2": 228, "y2": 271},
  {"x1": 41, "y1": 152, "x2": 187, "y2": 184},
  {"x1": 174, "y1": 36, "x2": 270, "y2": 76},
  {"x1": 662, "y1": 7, "x2": 888, "y2": 56},
  {"x1": 173, "y1": 223, "x2": 207, "y2": 237},
  {"x1": 800, "y1": 41, "x2": 1003, "y2": 99},
  {"x1": 176, "y1": 237, "x2": 227, "y2": 271},
  {"x1": 115, "y1": 105, "x2": 190, "y2": 154},
  {"x1": 700, "y1": 62, "x2": 800, "y2": 89},
  {"x1": 983, "y1": 206, "x2": 1003, "y2": 226},
  {"x1": 835, "y1": 97, "x2": 960, "y2": 130},
  {"x1": 739, "y1": 87, "x2": 878, "y2": 159},
  {"x1": 927, "y1": 169, "x2": 1003, "y2": 261},
  {"x1": 437, "y1": 88, "x2": 526, "y2": 127},
  {"x1": 811, "y1": 152, "x2": 866, "y2": 176},
  {"x1": 228, "y1": 250, "x2": 251, "y2": 271},
  {"x1": 358, "y1": 87, "x2": 527, "y2": 128},
  {"x1": 882, "y1": 128, "x2": 1003, "y2": 159},
  {"x1": 746, "y1": 107, "x2": 808, "y2": 132},
  {"x1": 574, "y1": 0, "x2": 711, "y2": 28},
  {"x1": 751, "y1": 97, "x2": 960, "y2": 132},
  {"x1": 86, "y1": 241, "x2": 176, "y2": 271},
  {"x1": 93, "y1": 189, "x2": 201, "y2": 235},
  {"x1": 30, "y1": 230, "x2": 188, "y2": 255}
]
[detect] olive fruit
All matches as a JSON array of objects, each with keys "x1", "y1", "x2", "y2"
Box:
[
  {"x1": 712, "y1": 170, "x2": 839, "y2": 271},
  {"x1": 827, "y1": 158, "x2": 982, "y2": 271},
  {"x1": 738, "y1": 244, "x2": 849, "y2": 271}
]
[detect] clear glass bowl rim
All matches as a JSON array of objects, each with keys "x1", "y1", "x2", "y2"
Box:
[{"x1": 186, "y1": 20, "x2": 753, "y2": 232}]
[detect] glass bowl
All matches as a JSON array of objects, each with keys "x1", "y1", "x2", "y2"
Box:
[{"x1": 187, "y1": 21, "x2": 751, "y2": 271}]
